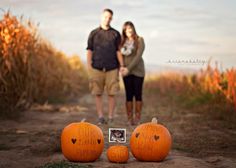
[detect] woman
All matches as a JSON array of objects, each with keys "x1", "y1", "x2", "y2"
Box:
[{"x1": 120, "y1": 21, "x2": 145, "y2": 125}]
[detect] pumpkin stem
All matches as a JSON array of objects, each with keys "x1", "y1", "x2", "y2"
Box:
[
  {"x1": 81, "y1": 118, "x2": 86, "y2": 122},
  {"x1": 151, "y1": 117, "x2": 158, "y2": 124}
]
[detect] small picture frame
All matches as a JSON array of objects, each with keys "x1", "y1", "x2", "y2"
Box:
[{"x1": 109, "y1": 128, "x2": 126, "y2": 143}]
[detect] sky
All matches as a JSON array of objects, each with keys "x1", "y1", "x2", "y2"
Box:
[{"x1": 1, "y1": 0, "x2": 236, "y2": 70}]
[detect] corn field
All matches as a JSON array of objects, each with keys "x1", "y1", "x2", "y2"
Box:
[
  {"x1": 0, "y1": 12, "x2": 88, "y2": 118},
  {"x1": 145, "y1": 62, "x2": 236, "y2": 111}
]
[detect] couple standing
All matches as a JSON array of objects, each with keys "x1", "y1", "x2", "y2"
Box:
[{"x1": 86, "y1": 9, "x2": 145, "y2": 126}]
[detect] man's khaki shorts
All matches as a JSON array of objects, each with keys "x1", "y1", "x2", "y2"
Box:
[{"x1": 89, "y1": 68, "x2": 120, "y2": 96}]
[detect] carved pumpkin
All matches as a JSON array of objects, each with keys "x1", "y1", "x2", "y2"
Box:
[
  {"x1": 130, "y1": 118, "x2": 172, "y2": 161},
  {"x1": 107, "y1": 145, "x2": 129, "y2": 163},
  {"x1": 61, "y1": 121, "x2": 104, "y2": 162}
]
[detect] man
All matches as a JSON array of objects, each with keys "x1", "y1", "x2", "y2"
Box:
[{"x1": 86, "y1": 9, "x2": 124, "y2": 125}]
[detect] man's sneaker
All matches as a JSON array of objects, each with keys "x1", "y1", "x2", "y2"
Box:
[
  {"x1": 98, "y1": 117, "x2": 107, "y2": 125},
  {"x1": 107, "y1": 118, "x2": 114, "y2": 125}
]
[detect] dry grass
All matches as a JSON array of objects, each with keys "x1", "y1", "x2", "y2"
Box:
[{"x1": 145, "y1": 62, "x2": 236, "y2": 113}]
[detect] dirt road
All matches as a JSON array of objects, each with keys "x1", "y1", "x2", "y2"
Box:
[{"x1": 0, "y1": 91, "x2": 236, "y2": 168}]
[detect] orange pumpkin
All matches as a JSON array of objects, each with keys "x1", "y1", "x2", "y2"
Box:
[
  {"x1": 61, "y1": 121, "x2": 104, "y2": 162},
  {"x1": 107, "y1": 145, "x2": 129, "y2": 163},
  {"x1": 130, "y1": 118, "x2": 172, "y2": 161}
]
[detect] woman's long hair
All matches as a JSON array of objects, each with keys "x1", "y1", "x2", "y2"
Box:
[{"x1": 121, "y1": 21, "x2": 139, "y2": 54}]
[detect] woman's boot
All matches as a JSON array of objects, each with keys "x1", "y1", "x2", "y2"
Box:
[
  {"x1": 126, "y1": 101, "x2": 134, "y2": 125},
  {"x1": 134, "y1": 101, "x2": 142, "y2": 125}
]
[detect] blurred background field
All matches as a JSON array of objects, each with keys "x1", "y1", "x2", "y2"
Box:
[{"x1": 1, "y1": 11, "x2": 236, "y2": 119}]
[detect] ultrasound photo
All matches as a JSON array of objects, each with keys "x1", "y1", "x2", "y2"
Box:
[{"x1": 109, "y1": 128, "x2": 126, "y2": 143}]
